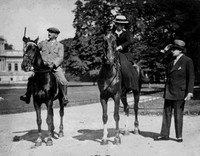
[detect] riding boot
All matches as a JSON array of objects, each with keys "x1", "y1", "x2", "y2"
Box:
[
  {"x1": 20, "y1": 76, "x2": 33, "y2": 104},
  {"x1": 60, "y1": 85, "x2": 69, "y2": 106}
]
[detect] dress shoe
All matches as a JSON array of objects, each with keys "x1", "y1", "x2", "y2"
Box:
[
  {"x1": 154, "y1": 136, "x2": 169, "y2": 141},
  {"x1": 177, "y1": 138, "x2": 183, "y2": 143},
  {"x1": 20, "y1": 95, "x2": 30, "y2": 104}
]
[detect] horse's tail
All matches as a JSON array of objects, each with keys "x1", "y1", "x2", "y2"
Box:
[{"x1": 138, "y1": 67, "x2": 150, "y2": 83}]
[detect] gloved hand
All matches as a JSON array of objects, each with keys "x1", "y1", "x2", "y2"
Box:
[
  {"x1": 116, "y1": 45, "x2": 122, "y2": 51},
  {"x1": 160, "y1": 44, "x2": 173, "y2": 53},
  {"x1": 48, "y1": 63, "x2": 56, "y2": 70},
  {"x1": 184, "y1": 93, "x2": 193, "y2": 101}
]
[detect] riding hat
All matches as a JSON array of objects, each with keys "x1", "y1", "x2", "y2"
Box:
[
  {"x1": 170, "y1": 39, "x2": 185, "y2": 50},
  {"x1": 47, "y1": 27, "x2": 60, "y2": 34},
  {"x1": 113, "y1": 15, "x2": 129, "y2": 24}
]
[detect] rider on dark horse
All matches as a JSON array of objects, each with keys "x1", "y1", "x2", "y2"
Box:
[
  {"x1": 20, "y1": 27, "x2": 69, "y2": 105},
  {"x1": 112, "y1": 15, "x2": 149, "y2": 91}
]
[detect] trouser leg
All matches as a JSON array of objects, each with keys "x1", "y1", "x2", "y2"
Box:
[
  {"x1": 60, "y1": 84, "x2": 69, "y2": 105},
  {"x1": 174, "y1": 100, "x2": 185, "y2": 138},
  {"x1": 54, "y1": 69, "x2": 69, "y2": 105},
  {"x1": 160, "y1": 99, "x2": 173, "y2": 137}
]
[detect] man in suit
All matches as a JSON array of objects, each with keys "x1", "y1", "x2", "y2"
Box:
[
  {"x1": 20, "y1": 27, "x2": 69, "y2": 105},
  {"x1": 154, "y1": 39, "x2": 195, "y2": 142}
]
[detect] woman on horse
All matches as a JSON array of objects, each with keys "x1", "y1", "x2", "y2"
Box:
[
  {"x1": 20, "y1": 27, "x2": 69, "y2": 105},
  {"x1": 112, "y1": 15, "x2": 149, "y2": 92}
]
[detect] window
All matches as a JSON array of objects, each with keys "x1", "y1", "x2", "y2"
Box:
[
  {"x1": 8, "y1": 63, "x2": 11, "y2": 71},
  {"x1": 15, "y1": 63, "x2": 18, "y2": 71}
]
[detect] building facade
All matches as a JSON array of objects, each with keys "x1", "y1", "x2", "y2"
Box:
[{"x1": 0, "y1": 36, "x2": 32, "y2": 83}]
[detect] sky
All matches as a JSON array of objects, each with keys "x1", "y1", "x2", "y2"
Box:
[{"x1": 0, "y1": 0, "x2": 76, "y2": 50}]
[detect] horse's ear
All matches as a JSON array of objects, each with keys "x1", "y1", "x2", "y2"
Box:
[{"x1": 34, "y1": 37, "x2": 39, "y2": 44}]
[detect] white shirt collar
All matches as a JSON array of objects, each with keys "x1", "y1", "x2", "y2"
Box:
[
  {"x1": 115, "y1": 28, "x2": 126, "y2": 37},
  {"x1": 176, "y1": 53, "x2": 183, "y2": 61},
  {"x1": 173, "y1": 53, "x2": 183, "y2": 65}
]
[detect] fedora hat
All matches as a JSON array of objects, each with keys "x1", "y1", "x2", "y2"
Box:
[
  {"x1": 171, "y1": 39, "x2": 185, "y2": 50},
  {"x1": 47, "y1": 27, "x2": 60, "y2": 34},
  {"x1": 113, "y1": 15, "x2": 129, "y2": 24}
]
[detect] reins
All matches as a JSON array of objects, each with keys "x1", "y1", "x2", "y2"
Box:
[
  {"x1": 31, "y1": 66, "x2": 53, "y2": 73},
  {"x1": 101, "y1": 32, "x2": 121, "y2": 91},
  {"x1": 102, "y1": 62, "x2": 120, "y2": 91},
  {"x1": 24, "y1": 41, "x2": 53, "y2": 73}
]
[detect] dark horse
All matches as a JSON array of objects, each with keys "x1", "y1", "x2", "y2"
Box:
[
  {"x1": 98, "y1": 32, "x2": 142, "y2": 145},
  {"x1": 21, "y1": 37, "x2": 66, "y2": 146}
]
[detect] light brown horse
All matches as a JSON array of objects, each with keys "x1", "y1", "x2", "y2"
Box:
[
  {"x1": 98, "y1": 32, "x2": 142, "y2": 145},
  {"x1": 98, "y1": 32, "x2": 121, "y2": 145}
]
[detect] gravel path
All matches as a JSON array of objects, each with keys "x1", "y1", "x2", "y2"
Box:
[{"x1": 0, "y1": 100, "x2": 200, "y2": 156}]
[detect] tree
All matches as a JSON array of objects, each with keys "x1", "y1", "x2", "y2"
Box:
[
  {"x1": 68, "y1": 0, "x2": 114, "y2": 79},
  {"x1": 62, "y1": 0, "x2": 200, "y2": 83}
]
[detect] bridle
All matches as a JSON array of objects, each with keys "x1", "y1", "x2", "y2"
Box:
[
  {"x1": 23, "y1": 41, "x2": 52, "y2": 73},
  {"x1": 103, "y1": 32, "x2": 120, "y2": 67},
  {"x1": 102, "y1": 32, "x2": 121, "y2": 90}
]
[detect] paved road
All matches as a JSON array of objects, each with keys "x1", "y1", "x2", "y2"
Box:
[{"x1": 0, "y1": 100, "x2": 200, "y2": 156}]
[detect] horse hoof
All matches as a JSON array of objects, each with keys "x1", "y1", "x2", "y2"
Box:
[
  {"x1": 134, "y1": 129, "x2": 140, "y2": 135},
  {"x1": 101, "y1": 139, "x2": 108, "y2": 145},
  {"x1": 51, "y1": 131, "x2": 55, "y2": 137},
  {"x1": 114, "y1": 137, "x2": 121, "y2": 145},
  {"x1": 35, "y1": 141, "x2": 42, "y2": 146},
  {"x1": 124, "y1": 130, "x2": 130, "y2": 136},
  {"x1": 46, "y1": 139, "x2": 53, "y2": 146},
  {"x1": 59, "y1": 131, "x2": 64, "y2": 137}
]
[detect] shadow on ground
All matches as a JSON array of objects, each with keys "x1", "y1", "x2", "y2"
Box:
[
  {"x1": 12, "y1": 129, "x2": 60, "y2": 144},
  {"x1": 73, "y1": 128, "x2": 167, "y2": 144},
  {"x1": 73, "y1": 128, "x2": 117, "y2": 144},
  {"x1": 139, "y1": 131, "x2": 160, "y2": 139}
]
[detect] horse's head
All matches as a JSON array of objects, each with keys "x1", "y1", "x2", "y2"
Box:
[
  {"x1": 21, "y1": 37, "x2": 39, "y2": 72},
  {"x1": 103, "y1": 31, "x2": 117, "y2": 64}
]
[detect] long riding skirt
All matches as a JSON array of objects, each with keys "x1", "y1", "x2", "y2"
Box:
[{"x1": 119, "y1": 53, "x2": 139, "y2": 92}]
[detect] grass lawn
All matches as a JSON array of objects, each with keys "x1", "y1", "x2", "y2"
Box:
[{"x1": 0, "y1": 83, "x2": 200, "y2": 115}]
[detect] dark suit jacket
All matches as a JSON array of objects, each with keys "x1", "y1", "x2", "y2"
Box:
[
  {"x1": 114, "y1": 30, "x2": 133, "y2": 53},
  {"x1": 114, "y1": 30, "x2": 134, "y2": 63},
  {"x1": 164, "y1": 54, "x2": 195, "y2": 100}
]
